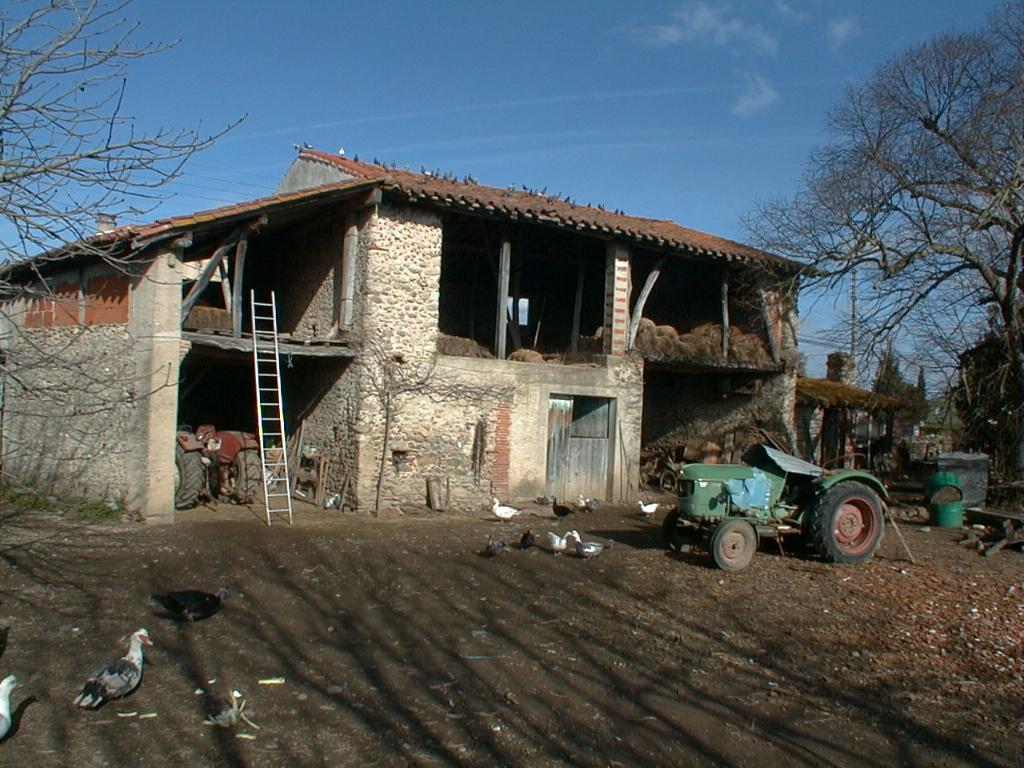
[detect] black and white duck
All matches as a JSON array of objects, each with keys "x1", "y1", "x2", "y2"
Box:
[
  {"x1": 151, "y1": 588, "x2": 229, "y2": 623},
  {"x1": 73, "y1": 628, "x2": 152, "y2": 709}
]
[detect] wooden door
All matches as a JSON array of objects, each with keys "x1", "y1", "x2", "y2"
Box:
[{"x1": 546, "y1": 395, "x2": 613, "y2": 501}]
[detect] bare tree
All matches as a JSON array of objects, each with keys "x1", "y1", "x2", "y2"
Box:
[
  {"x1": 360, "y1": 338, "x2": 512, "y2": 513},
  {"x1": 0, "y1": 0, "x2": 239, "y2": 267},
  {"x1": 746, "y1": 4, "x2": 1023, "y2": 478},
  {"x1": 0, "y1": 1, "x2": 238, "y2": 500}
]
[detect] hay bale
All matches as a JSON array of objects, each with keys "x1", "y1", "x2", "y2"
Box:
[
  {"x1": 690, "y1": 322, "x2": 722, "y2": 348},
  {"x1": 654, "y1": 336, "x2": 677, "y2": 355},
  {"x1": 436, "y1": 333, "x2": 494, "y2": 358},
  {"x1": 730, "y1": 334, "x2": 770, "y2": 365},
  {"x1": 654, "y1": 324, "x2": 679, "y2": 340},
  {"x1": 675, "y1": 334, "x2": 702, "y2": 357},
  {"x1": 508, "y1": 348, "x2": 545, "y2": 363}
]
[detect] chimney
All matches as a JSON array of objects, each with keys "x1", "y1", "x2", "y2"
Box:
[
  {"x1": 95, "y1": 213, "x2": 117, "y2": 234},
  {"x1": 826, "y1": 352, "x2": 856, "y2": 385}
]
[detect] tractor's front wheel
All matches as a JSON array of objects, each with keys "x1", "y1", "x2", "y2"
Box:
[
  {"x1": 811, "y1": 482, "x2": 885, "y2": 563},
  {"x1": 710, "y1": 518, "x2": 758, "y2": 571}
]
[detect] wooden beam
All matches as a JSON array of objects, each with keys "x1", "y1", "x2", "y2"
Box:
[
  {"x1": 626, "y1": 258, "x2": 664, "y2": 349},
  {"x1": 231, "y1": 234, "x2": 249, "y2": 338},
  {"x1": 181, "y1": 234, "x2": 240, "y2": 318},
  {"x1": 495, "y1": 237, "x2": 511, "y2": 359},
  {"x1": 721, "y1": 265, "x2": 730, "y2": 360},
  {"x1": 218, "y1": 259, "x2": 232, "y2": 313},
  {"x1": 570, "y1": 262, "x2": 584, "y2": 352},
  {"x1": 182, "y1": 331, "x2": 356, "y2": 358},
  {"x1": 759, "y1": 288, "x2": 781, "y2": 363},
  {"x1": 336, "y1": 213, "x2": 358, "y2": 332}
]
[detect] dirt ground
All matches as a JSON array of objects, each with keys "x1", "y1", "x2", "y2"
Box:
[{"x1": 0, "y1": 497, "x2": 1019, "y2": 768}]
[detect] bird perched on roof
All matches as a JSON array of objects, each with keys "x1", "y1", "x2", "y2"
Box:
[
  {"x1": 638, "y1": 500, "x2": 660, "y2": 517},
  {"x1": 552, "y1": 498, "x2": 573, "y2": 518},
  {"x1": 520, "y1": 530, "x2": 536, "y2": 550},
  {"x1": 150, "y1": 588, "x2": 229, "y2": 623},
  {"x1": 0, "y1": 674, "x2": 17, "y2": 740},
  {"x1": 73, "y1": 628, "x2": 152, "y2": 709},
  {"x1": 491, "y1": 498, "x2": 522, "y2": 521},
  {"x1": 575, "y1": 538, "x2": 613, "y2": 559},
  {"x1": 482, "y1": 536, "x2": 506, "y2": 557},
  {"x1": 546, "y1": 530, "x2": 581, "y2": 555},
  {"x1": 205, "y1": 689, "x2": 260, "y2": 730}
]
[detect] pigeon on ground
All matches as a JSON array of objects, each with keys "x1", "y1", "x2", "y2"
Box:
[
  {"x1": 205, "y1": 689, "x2": 260, "y2": 729},
  {"x1": 482, "y1": 536, "x2": 506, "y2": 557},
  {"x1": 491, "y1": 498, "x2": 522, "y2": 521},
  {"x1": 575, "y1": 539, "x2": 613, "y2": 559},
  {"x1": 73, "y1": 629, "x2": 152, "y2": 709}
]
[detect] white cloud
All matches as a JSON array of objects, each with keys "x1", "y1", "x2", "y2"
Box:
[
  {"x1": 731, "y1": 73, "x2": 779, "y2": 116},
  {"x1": 773, "y1": 0, "x2": 808, "y2": 24},
  {"x1": 827, "y1": 16, "x2": 861, "y2": 51},
  {"x1": 621, "y1": 1, "x2": 778, "y2": 55}
]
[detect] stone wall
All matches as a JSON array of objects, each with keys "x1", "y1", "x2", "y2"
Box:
[{"x1": 1, "y1": 271, "x2": 142, "y2": 503}]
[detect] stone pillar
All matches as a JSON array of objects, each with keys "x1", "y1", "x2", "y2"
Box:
[
  {"x1": 603, "y1": 243, "x2": 631, "y2": 356},
  {"x1": 128, "y1": 250, "x2": 183, "y2": 523}
]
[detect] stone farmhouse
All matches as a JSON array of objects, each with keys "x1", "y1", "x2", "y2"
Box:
[{"x1": 0, "y1": 149, "x2": 803, "y2": 522}]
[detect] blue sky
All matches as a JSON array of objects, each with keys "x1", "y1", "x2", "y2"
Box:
[{"x1": 121, "y1": 0, "x2": 992, "y2": 376}]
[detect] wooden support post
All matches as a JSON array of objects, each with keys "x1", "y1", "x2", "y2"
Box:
[
  {"x1": 495, "y1": 237, "x2": 511, "y2": 359},
  {"x1": 570, "y1": 262, "x2": 584, "y2": 352},
  {"x1": 218, "y1": 260, "x2": 232, "y2": 313},
  {"x1": 720, "y1": 265, "x2": 730, "y2": 360},
  {"x1": 627, "y1": 258, "x2": 664, "y2": 349},
  {"x1": 231, "y1": 234, "x2": 249, "y2": 338}
]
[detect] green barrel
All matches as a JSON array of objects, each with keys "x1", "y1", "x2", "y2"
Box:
[
  {"x1": 931, "y1": 500, "x2": 965, "y2": 528},
  {"x1": 925, "y1": 470, "x2": 963, "y2": 504}
]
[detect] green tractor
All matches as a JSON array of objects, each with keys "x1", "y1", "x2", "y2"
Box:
[{"x1": 662, "y1": 444, "x2": 888, "y2": 571}]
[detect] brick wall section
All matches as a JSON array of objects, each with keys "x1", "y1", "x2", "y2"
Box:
[
  {"x1": 604, "y1": 243, "x2": 631, "y2": 355},
  {"x1": 492, "y1": 400, "x2": 512, "y2": 500}
]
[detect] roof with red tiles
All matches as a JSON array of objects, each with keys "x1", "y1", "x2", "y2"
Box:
[{"x1": 297, "y1": 149, "x2": 801, "y2": 272}]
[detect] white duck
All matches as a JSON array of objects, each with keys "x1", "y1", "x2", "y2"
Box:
[
  {"x1": 638, "y1": 500, "x2": 659, "y2": 517},
  {"x1": 491, "y1": 498, "x2": 522, "y2": 521},
  {"x1": 0, "y1": 674, "x2": 16, "y2": 740},
  {"x1": 575, "y1": 538, "x2": 613, "y2": 559},
  {"x1": 545, "y1": 530, "x2": 581, "y2": 554},
  {"x1": 74, "y1": 628, "x2": 152, "y2": 709}
]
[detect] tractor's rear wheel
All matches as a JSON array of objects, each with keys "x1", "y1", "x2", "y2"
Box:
[
  {"x1": 710, "y1": 518, "x2": 758, "y2": 571},
  {"x1": 659, "y1": 512, "x2": 700, "y2": 552},
  {"x1": 811, "y1": 482, "x2": 885, "y2": 563},
  {"x1": 232, "y1": 449, "x2": 263, "y2": 503},
  {"x1": 174, "y1": 444, "x2": 205, "y2": 509}
]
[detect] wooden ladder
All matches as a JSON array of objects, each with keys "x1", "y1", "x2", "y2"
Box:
[{"x1": 250, "y1": 291, "x2": 293, "y2": 525}]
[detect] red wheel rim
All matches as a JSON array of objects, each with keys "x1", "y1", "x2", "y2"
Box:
[{"x1": 833, "y1": 498, "x2": 877, "y2": 555}]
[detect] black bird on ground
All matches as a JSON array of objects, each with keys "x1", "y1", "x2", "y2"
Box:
[
  {"x1": 520, "y1": 530, "x2": 536, "y2": 550},
  {"x1": 552, "y1": 498, "x2": 573, "y2": 518},
  {"x1": 150, "y1": 588, "x2": 229, "y2": 623},
  {"x1": 482, "y1": 536, "x2": 506, "y2": 557}
]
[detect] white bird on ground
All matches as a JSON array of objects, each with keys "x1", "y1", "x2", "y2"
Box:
[
  {"x1": 575, "y1": 538, "x2": 613, "y2": 559},
  {"x1": 638, "y1": 500, "x2": 660, "y2": 517},
  {"x1": 0, "y1": 675, "x2": 16, "y2": 740},
  {"x1": 546, "y1": 530, "x2": 581, "y2": 554},
  {"x1": 73, "y1": 628, "x2": 152, "y2": 709},
  {"x1": 491, "y1": 498, "x2": 522, "y2": 521},
  {"x1": 574, "y1": 495, "x2": 588, "y2": 510}
]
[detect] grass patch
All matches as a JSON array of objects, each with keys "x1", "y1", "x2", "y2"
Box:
[{"x1": 0, "y1": 484, "x2": 122, "y2": 522}]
